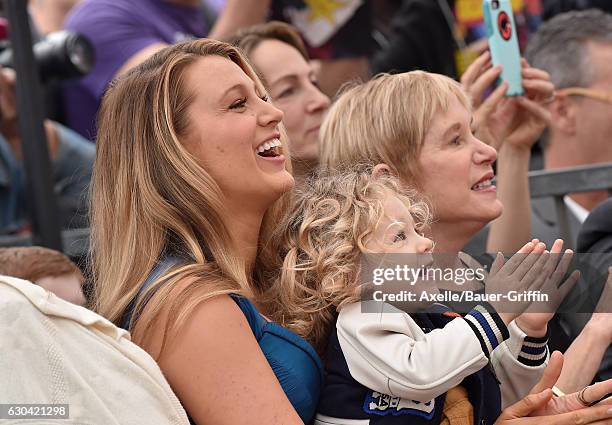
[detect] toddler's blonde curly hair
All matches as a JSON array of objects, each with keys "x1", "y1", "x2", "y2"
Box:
[{"x1": 263, "y1": 165, "x2": 431, "y2": 355}]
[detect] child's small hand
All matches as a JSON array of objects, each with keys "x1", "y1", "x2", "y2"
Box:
[
  {"x1": 514, "y1": 240, "x2": 580, "y2": 335},
  {"x1": 485, "y1": 240, "x2": 579, "y2": 326},
  {"x1": 485, "y1": 241, "x2": 547, "y2": 324}
]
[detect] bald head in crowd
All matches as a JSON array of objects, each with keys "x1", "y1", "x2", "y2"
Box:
[{"x1": 0, "y1": 247, "x2": 86, "y2": 306}]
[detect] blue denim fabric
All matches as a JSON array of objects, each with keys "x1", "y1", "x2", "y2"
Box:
[{"x1": 0, "y1": 123, "x2": 94, "y2": 235}]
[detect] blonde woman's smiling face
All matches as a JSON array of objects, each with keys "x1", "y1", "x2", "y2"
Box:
[
  {"x1": 417, "y1": 96, "x2": 503, "y2": 227},
  {"x1": 250, "y1": 39, "x2": 330, "y2": 164},
  {"x1": 181, "y1": 55, "x2": 294, "y2": 208}
]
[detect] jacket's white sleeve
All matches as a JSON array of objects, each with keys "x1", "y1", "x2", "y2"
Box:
[
  {"x1": 491, "y1": 320, "x2": 549, "y2": 408},
  {"x1": 336, "y1": 301, "x2": 509, "y2": 403}
]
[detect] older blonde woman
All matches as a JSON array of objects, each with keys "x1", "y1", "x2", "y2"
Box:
[
  {"x1": 315, "y1": 70, "x2": 612, "y2": 424},
  {"x1": 320, "y1": 70, "x2": 555, "y2": 352}
]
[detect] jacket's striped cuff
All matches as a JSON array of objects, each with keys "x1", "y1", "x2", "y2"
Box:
[
  {"x1": 518, "y1": 331, "x2": 549, "y2": 366},
  {"x1": 464, "y1": 303, "x2": 510, "y2": 358}
]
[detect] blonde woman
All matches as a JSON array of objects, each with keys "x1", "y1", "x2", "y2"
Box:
[
  {"x1": 90, "y1": 39, "x2": 322, "y2": 425},
  {"x1": 317, "y1": 71, "x2": 612, "y2": 423},
  {"x1": 319, "y1": 69, "x2": 568, "y2": 334},
  {"x1": 226, "y1": 21, "x2": 330, "y2": 181},
  {"x1": 321, "y1": 67, "x2": 550, "y2": 252}
]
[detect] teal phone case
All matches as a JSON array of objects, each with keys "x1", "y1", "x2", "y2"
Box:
[{"x1": 483, "y1": 0, "x2": 524, "y2": 96}]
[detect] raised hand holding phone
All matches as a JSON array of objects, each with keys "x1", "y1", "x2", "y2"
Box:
[
  {"x1": 461, "y1": 54, "x2": 553, "y2": 152},
  {"x1": 483, "y1": 0, "x2": 524, "y2": 96}
]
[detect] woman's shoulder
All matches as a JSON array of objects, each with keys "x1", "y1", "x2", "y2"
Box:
[
  {"x1": 148, "y1": 291, "x2": 306, "y2": 424},
  {"x1": 137, "y1": 271, "x2": 323, "y2": 423},
  {"x1": 126, "y1": 252, "x2": 250, "y2": 350},
  {"x1": 140, "y1": 288, "x2": 255, "y2": 354}
]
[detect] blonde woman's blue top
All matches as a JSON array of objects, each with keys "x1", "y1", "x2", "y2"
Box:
[{"x1": 121, "y1": 255, "x2": 324, "y2": 424}]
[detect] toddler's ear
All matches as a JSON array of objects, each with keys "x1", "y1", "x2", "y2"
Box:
[{"x1": 371, "y1": 163, "x2": 392, "y2": 179}]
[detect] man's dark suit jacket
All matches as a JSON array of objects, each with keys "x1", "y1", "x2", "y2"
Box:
[
  {"x1": 578, "y1": 198, "x2": 612, "y2": 253},
  {"x1": 577, "y1": 198, "x2": 612, "y2": 381},
  {"x1": 531, "y1": 197, "x2": 582, "y2": 248}
]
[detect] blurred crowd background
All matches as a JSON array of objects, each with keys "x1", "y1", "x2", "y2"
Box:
[{"x1": 2, "y1": 0, "x2": 612, "y2": 240}]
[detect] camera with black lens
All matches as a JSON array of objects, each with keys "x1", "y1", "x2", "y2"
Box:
[{"x1": 0, "y1": 30, "x2": 94, "y2": 83}]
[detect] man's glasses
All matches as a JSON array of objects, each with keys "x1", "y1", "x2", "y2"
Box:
[{"x1": 556, "y1": 87, "x2": 612, "y2": 104}]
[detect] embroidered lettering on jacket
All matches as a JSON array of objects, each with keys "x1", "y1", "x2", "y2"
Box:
[{"x1": 363, "y1": 391, "x2": 435, "y2": 418}]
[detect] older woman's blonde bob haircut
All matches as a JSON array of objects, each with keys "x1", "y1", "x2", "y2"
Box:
[
  {"x1": 319, "y1": 71, "x2": 470, "y2": 185},
  {"x1": 91, "y1": 38, "x2": 292, "y2": 352}
]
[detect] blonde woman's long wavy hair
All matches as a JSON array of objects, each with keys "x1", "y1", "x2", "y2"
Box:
[
  {"x1": 263, "y1": 166, "x2": 431, "y2": 355},
  {"x1": 90, "y1": 38, "x2": 292, "y2": 352}
]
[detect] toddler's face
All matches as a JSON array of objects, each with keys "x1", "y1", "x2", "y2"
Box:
[
  {"x1": 364, "y1": 193, "x2": 434, "y2": 256},
  {"x1": 362, "y1": 193, "x2": 438, "y2": 305}
]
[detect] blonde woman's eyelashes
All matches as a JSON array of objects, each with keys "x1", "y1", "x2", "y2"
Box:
[{"x1": 229, "y1": 93, "x2": 269, "y2": 109}]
